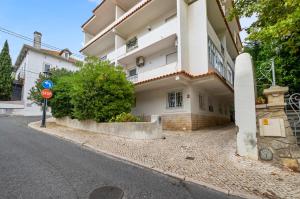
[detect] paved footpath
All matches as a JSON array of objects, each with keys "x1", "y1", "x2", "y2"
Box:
[
  {"x1": 0, "y1": 116, "x2": 241, "y2": 199},
  {"x1": 29, "y1": 118, "x2": 300, "y2": 199}
]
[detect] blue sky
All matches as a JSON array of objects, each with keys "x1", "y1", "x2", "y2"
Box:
[
  {"x1": 0, "y1": 0, "x2": 101, "y2": 63},
  {"x1": 0, "y1": 0, "x2": 255, "y2": 64}
]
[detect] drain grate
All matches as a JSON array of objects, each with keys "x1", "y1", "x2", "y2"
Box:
[{"x1": 89, "y1": 186, "x2": 124, "y2": 199}]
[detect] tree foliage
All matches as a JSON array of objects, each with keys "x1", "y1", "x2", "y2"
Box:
[
  {"x1": 28, "y1": 68, "x2": 74, "y2": 106},
  {"x1": 70, "y1": 57, "x2": 134, "y2": 122},
  {"x1": 230, "y1": 0, "x2": 300, "y2": 94},
  {"x1": 28, "y1": 57, "x2": 135, "y2": 122},
  {"x1": 0, "y1": 40, "x2": 13, "y2": 100}
]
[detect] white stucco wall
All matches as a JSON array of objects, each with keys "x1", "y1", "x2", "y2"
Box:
[
  {"x1": 189, "y1": 85, "x2": 231, "y2": 118},
  {"x1": 187, "y1": 0, "x2": 209, "y2": 75},
  {"x1": 14, "y1": 50, "x2": 78, "y2": 116},
  {"x1": 177, "y1": 0, "x2": 189, "y2": 72},
  {"x1": 133, "y1": 83, "x2": 231, "y2": 120},
  {"x1": 133, "y1": 85, "x2": 190, "y2": 116}
]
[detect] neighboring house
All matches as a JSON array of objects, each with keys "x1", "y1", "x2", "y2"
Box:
[
  {"x1": 13, "y1": 32, "x2": 79, "y2": 116},
  {"x1": 81, "y1": 0, "x2": 243, "y2": 130}
]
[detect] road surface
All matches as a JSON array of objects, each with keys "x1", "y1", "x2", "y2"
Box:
[{"x1": 0, "y1": 116, "x2": 242, "y2": 199}]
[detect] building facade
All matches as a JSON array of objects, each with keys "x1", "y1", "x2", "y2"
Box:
[
  {"x1": 81, "y1": 0, "x2": 243, "y2": 130},
  {"x1": 13, "y1": 32, "x2": 78, "y2": 116}
]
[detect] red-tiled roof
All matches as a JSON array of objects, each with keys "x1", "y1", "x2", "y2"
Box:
[
  {"x1": 80, "y1": 0, "x2": 152, "y2": 52},
  {"x1": 135, "y1": 70, "x2": 234, "y2": 92}
]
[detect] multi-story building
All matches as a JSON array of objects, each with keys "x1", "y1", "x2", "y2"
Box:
[
  {"x1": 81, "y1": 0, "x2": 243, "y2": 130},
  {"x1": 12, "y1": 32, "x2": 79, "y2": 116}
]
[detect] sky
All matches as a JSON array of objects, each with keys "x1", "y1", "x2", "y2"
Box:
[{"x1": 0, "y1": 0, "x2": 256, "y2": 64}]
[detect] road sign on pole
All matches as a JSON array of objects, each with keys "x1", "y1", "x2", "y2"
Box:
[
  {"x1": 42, "y1": 80, "x2": 54, "y2": 89},
  {"x1": 41, "y1": 89, "x2": 53, "y2": 99},
  {"x1": 40, "y1": 88, "x2": 53, "y2": 128}
]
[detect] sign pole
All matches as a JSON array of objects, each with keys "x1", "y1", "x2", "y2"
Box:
[
  {"x1": 40, "y1": 72, "x2": 53, "y2": 128},
  {"x1": 41, "y1": 98, "x2": 47, "y2": 128}
]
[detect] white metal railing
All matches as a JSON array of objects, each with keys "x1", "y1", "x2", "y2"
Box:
[
  {"x1": 208, "y1": 37, "x2": 225, "y2": 74},
  {"x1": 127, "y1": 75, "x2": 138, "y2": 83},
  {"x1": 208, "y1": 36, "x2": 235, "y2": 85},
  {"x1": 116, "y1": 17, "x2": 177, "y2": 60}
]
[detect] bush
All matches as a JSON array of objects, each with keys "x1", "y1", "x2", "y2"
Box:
[
  {"x1": 50, "y1": 75, "x2": 74, "y2": 118},
  {"x1": 28, "y1": 68, "x2": 74, "y2": 106},
  {"x1": 28, "y1": 57, "x2": 135, "y2": 122},
  {"x1": 109, "y1": 113, "x2": 141, "y2": 123},
  {"x1": 70, "y1": 57, "x2": 135, "y2": 122}
]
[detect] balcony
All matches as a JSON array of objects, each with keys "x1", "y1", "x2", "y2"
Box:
[
  {"x1": 81, "y1": 0, "x2": 176, "y2": 54},
  {"x1": 207, "y1": 20, "x2": 235, "y2": 85},
  {"x1": 115, "y1": 17, "x2": 178, "y2": 65},
  {"x1": 127, "y1": 62, "x2": 178, "y2": 84},
  {"x1": 127, "y1": 74, "x2": 138, "y2": 83}
]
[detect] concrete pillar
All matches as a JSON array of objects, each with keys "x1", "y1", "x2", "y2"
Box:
[
  {"x1": 263, "y1": 86, "x2": 289, "y2": 108},
  {"x1": 234, "y1": 53, "x2": 258, "y2": 160}
]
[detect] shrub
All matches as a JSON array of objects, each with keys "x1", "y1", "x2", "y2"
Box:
[
  {"x1": 109, "y1": 113, "x2": 141, "y2": 123},
  {"x1": 28, "y1": 68, "x2": 74, "y2": 106},
  {"x1": 50, "y1": 75, "x2": 74, "y2": 118},
  {"x1": 28, "y1": 57, "x2": 135, "y2": 122},
  {"x1": 69, "y1": 57, "x2": 135, "y2": 122}
]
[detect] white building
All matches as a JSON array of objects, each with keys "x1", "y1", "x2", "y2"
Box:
[
  {"x1": 13, "y1": 32, "x2": 79, "y2": 116},
  {"x1": 81, "y1": 0, "x2": 243, "y2": 130}
]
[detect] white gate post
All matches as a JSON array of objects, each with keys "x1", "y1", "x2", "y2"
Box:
[{"x1": 234, "y1": 53, "x2": 258, "y2": 160}]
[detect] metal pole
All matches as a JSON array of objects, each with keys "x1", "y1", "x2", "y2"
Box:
[
  {"x1": 41, "y1": 98, "x2": 47, "y2": 128},
  {"x1": 41, "y1": 71, "x2": 49, "y2": 128},
  {"x1": 271, "y1": 58, "x2": 276, "y2": 86}
]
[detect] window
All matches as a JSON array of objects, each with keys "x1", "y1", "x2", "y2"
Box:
[
  {"x1": 128, "y1": 68, "x2": 137, "y2": 77},
  {"x1": 167, "y1": 91, "x2": 183, "y2": 108},
  {"x1": 64, "y1": 52, "x2": 69, "y2": 59},
  {"x1": 166, "y1": 52, "x2": 177, "y2": 64},
  {"x1": 126, "y1": 37, "x2": 138, "y2": 52},
  {"x1": 199, "y1": 94, "x2": 205, "y2": 110},
  {"x1": 208, "y1": 97, "x2": 214, "y2": 112},
  {"x1": 209, "y1": 105, "x2": 214, "y2": 112},
  {"x1": 44, "y1": 64, "x2": 51, "y2": 72},
  {"x1": 208, "y1": 37, "x2": 225, "y2": 76},
  {"x1": 227, "y1": 64, "x2": 234, "y2": 85}
]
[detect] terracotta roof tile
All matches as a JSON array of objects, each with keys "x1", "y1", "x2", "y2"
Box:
[{"x1": 134, "y1": 70, "x2": 234, "y2": 93}]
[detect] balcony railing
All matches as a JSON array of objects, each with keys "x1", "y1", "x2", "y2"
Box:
[
  {"x1": 115, "y1": 17, "x2": 177, "y2": 61},
  {"x1": 127, "y1": 74, "x2": 138, "y2": 83},
  {"x1": 208, "y1": 37, "x2": 235, "y2": 85}
]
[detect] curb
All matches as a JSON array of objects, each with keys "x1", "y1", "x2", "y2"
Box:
[{"x1": 28, "y1": 122, "x2": 260, "y2": 199}]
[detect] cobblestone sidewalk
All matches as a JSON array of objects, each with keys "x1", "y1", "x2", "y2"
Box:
[{"x1": 29, "y1": 121, "x2": 300, "y2": 199}]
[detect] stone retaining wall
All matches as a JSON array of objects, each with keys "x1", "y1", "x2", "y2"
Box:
[
  {"x1": 256, "y1": 105, "x2": 300, "y2": 171},
  {"x1": 161, "y1": 113, "x2": 231, "y2": 131},
  {"x1": 55, "y1": 117, "x2": 163, "y2": 140}
]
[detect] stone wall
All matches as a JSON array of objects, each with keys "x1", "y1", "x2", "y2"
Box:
[
  {"x1": 257, "y1": 105, "x2": 300, "y2": 171},
  {"x1": 55, "y1": 117, "x2": 163, "y2": 140},
  {"x1": 161, "y1": 113, "x2": 231, "y2": 131}
]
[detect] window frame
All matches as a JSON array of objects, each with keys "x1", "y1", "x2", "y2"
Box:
[
  {"x1": 128, "y1": 67, "x2": 137, "y2": 77},
  {"x1": 199, "y1": 94, "x2": 205, "y2": 110},
  {"x1": 167, "y1": 90, "x2": 183, "y2": 109},
  {"x1": 166, "y1": 51, "x2": 178, "y2": 65},
  {"x1": 44, "y1": 63, "x2": 51, "y2": 73}
]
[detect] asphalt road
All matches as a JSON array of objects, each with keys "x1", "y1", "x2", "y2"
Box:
[{"x1": 0, "y1": 116, "x2": 242, "y2": 199}]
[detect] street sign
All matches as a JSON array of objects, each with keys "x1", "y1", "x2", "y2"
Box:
[
  {"x1": 41, "y1": 89, "x2": 53, "y2": 99},
  {"x1": 42, "y1": 80, "x2": 54, "y2": 89}
]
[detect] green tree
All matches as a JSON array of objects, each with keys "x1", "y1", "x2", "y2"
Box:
[
  {"x1": 230, "y1": 0, "x2": 300, "y2": 93},
  {"x1": 70, "y1": 57, "x2": 134, "y2": 122},
  {"x1": 28, "y1": 57, "x2": 135, "y2": 122},
  {"x1": 0, "y1": 40, "x2": 13, "y2": 100},
  {"x1": 28, "y1": 68, "x2": 74, "y2": 106}
]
